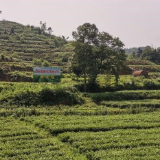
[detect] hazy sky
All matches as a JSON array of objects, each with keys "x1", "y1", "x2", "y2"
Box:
[{"x1": 1, "y1": 0, "x2": 160, "y2": 48}]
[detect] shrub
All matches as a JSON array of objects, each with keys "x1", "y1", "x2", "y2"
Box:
[
  {"x1": 0, "y1": 86, "x2": 84, "y2": 106},
  {"x1": 75, "y1": 82, "x2": 105, "y2": 93},
  {"x1": 0, "y1": 86, "x2": 3, "y2": 92},
  {"x1": 143, "y1": 80, "x2": 160, "y2": 89},
  {"x1": 40, "y1": 87, "x2": 83, "y2": 105},
  {"x1": 14, "y1": 90, "x2": 40, "y2": 106},
  {"x1": 90, "y1": 91, "x2": 160, "y2": 103},
  {"x1": 42, "y1": 60, "x2": 50, "y2": 67},
  {"x1": 33, "y1": 58, "x2": 42, "y2": 66}
]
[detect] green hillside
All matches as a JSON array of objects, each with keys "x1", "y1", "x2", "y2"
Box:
[
  {"x1": 0, "y1": 20, "x2": 74, "y2": 81},
  {"x1": 2, "y1": 21, "x2": 160, "y2": 160},
  {"x1": 0, "y1": 20, "x2": 68, "y2": 57}
]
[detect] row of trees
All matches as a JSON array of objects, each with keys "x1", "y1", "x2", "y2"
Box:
[
  {"x1": 39, "y1": 21, "x2": 53, "y2": 35},
  {"x1": 71, "y1": 23, "x2": 127, "y2": 90},
  {"x1": 128, "y1": 46, "x2": 160, "y2": 64}
]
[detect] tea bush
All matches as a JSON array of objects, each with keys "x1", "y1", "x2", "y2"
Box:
[
  {"x1": 143, "y1": 79, "x2": 160, "y2": 89},
  {"x1": 0, "y1": 84, "x2": 84, "y2": 106},
  {"x1": 90, "y1": 90, "x2": 160, "y2": 103},
  {"x1": 40, "y1": 86, "x2": 84, "y2": 105}
]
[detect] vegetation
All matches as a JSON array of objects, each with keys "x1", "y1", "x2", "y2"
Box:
[
  {"x1": 127, "y1": 46, "x2": 160, "y2": 64},
  {"x1": 1, "y1": 20, "x2": 160, "y2": 159},
  {"x1": 0, "y1": 117, "x2": 86, "y2": 160},
  {"x1": 0, "y1": 83, "x2": 83, "y2": 106},
  {"x1": 0, "y1": 20, "x2": 73, "y2": 81},
  {"x1": 72, "y1": 23, "x2": 126, "y2": 90}
]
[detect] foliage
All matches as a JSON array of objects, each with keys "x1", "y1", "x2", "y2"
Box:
[
  {"x1": 0, "y1": 21, "x2": 67, "y2": 59},
  {"x1": 0, "y1": 117, "x2": 85, "y2": 160},
  {"x1": 129, "y1": 64, "x2": 160, "y2": 72},
  {"x1": 127, "y1": 59, "x2": 155, "y2": 65},
  {"x1": 72, "y1": 23, "x2": 126, "y2": 91},
  {"x1": 7, "y1": 71, "x2": 32, "y2": 82},
  {"x1": 33, "y1": 58, "x2": 42, "y2": 66},
  {"x1": 143, "y1": 79, "x2": 160, "y2": 89},
  {"x1": 90, "y1": 90, "x2": 160, "y2": 103},
  {"x1": 0, "y1": 83, "x2": 84, "y2": 106},
  {"x1": 25, "y1": 112, "x2": 160, "y2": 136},
  {"x1": 42, "y1": 60, "x2": 50, "y2": 67},
  {"x1": 40, "y1": 86, "x2": 84, "y2": 105},
  {"x1": 127, "y1": 46, "x2": 160, "y2": 64}
]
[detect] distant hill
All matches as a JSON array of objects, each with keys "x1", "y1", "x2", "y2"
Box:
[
  {"x1": 0, "y1": 20, "x2": 75, "y2": 81},
  {"x1": 0, "y1": 20, "x2": 69, "y2": 61}
]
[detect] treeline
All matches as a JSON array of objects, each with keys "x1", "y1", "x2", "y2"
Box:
[
  {"x1": 127, "y1": 46, "x2": 160, "y2": 64},
  {"x1": 125, "y1": 47, "x2": 145, "y2": 54}
]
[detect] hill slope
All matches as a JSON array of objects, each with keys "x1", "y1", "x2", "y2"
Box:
[
  {"x1": 0, "y1": 20, "x2": 68, "y2": 61},
  {"x1": 0, "y1": 20, "x2": 74, "y2": 81}
]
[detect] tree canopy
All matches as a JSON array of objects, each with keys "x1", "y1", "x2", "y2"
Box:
[
  {"x1": 71, "y1": 23, "x2": 126, "y2": 91},
  {"x1": 127, "y1": 46, "x2": 160, "y2": 64}
]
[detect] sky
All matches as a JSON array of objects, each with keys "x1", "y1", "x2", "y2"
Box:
[{"x1": 0, "y1": 0, "x2": 160, "y2": 48}]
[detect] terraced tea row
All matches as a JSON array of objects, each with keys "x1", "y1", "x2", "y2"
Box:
[
  {"x1": 90, "y1": 90, "x2": 160, "y2": 103},
  {"x1": 22, "y1": 112, "x2": 160, "y2": 159},
  {"x1": 23, "y1": 112, "x2": 160, "y2": 134},
  {"x1": 59, "y1": 128, "x2": 160, "y2": 160},
  {"x1": 0, "y1": 21, "x2": 68, "y2": 64},
  {"x1": 129, "y1": 65, "x2": 160, "y2": 72},
  {"x1": 0, "y1": 117, "x2": 86, "y2": 160},
  {"x1": 101, "y1": 99, "x2": 160, "y2": 108}
]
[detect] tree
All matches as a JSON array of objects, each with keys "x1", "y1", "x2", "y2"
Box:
[
  {"x1": 38, "y1": 27, "x2": 41, "y2": 34},
  {"x1": 141, "y1": 46, "x2": 152, "y2": 60},
  {"x1": 10, "y1": 27, "x2": 15, "y2": 34},
  {"x1": 96, "y1": 32, "x2": 126, "y2": 86},
  {"x1": 40, "y1": 21, "x2": 46, "y2": 33},
  {"x1": 40, "y1": 21, "x2": 53, "y2": 36},
  {"x1": 71, "y1": 63, "x2": 82, "y2": 80},
  {"x1": 136, "y1": 47, "x2": 143, "y2": 59},
  {"x1": 72, "y1": 23, "x2": 99, "y2": 90},
  {"x1": 62, "y1": 35, "x2": 69, "y2": 40},
  {"x1": 31, "y1": 25, "x2": 34, "y2": 30},
  {"x1": 127, "y1": 51, "x2": 136, "y2": 59},
  {"x1": 72, "y1": 23, "x2": 98, "y2": 44},
  {"x1": 47, "y1": 27, "x2": 53, "y2": 35},
  {"x1": 4, "y1": 29, "x2": 7, "y2": 34},
  {"x1": 72, "y1": 23, "x2": 126, "y2": 91},
  {"x1": 72, "y1": 42, "x2": 96, "y2": 88}
]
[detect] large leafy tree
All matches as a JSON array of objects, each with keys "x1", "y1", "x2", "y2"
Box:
[
  {"x1": 72, "y1": 23, "x2": 99, "y2": 89},
  {"x1": 96, "y1": 32, "x2": 126, "y2": 85},
  {"x1": 72, "y1": 23, "x2": 98, "y2": 44},
  {"x1": 72, "y1": 23, "x2": 126, "y2": 90}
]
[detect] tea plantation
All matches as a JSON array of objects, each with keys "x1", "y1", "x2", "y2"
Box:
[
  {"x1": 1, "y1": 20, "x2": 160, "y2": 159},
  {"x1": 1, "y1": 80, "x2": 160, "y2": 160}
]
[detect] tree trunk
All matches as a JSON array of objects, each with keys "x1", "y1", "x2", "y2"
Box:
[{"x1": 84, "y1": 70, "x2": 87, "y2": 92}]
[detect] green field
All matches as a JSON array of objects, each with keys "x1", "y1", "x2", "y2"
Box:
[
  {"x1": 1, "y1": 81, "x2": 160, "y2": 159},
  {"x1": 1, "y1": 107, "x2": 160, "y2": 159}
]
